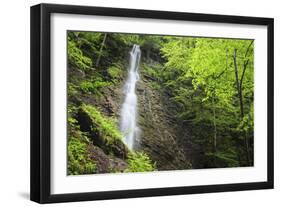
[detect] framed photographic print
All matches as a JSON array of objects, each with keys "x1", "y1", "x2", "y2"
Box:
[{"x1": 30, "y1": 3, "x2": 274, "y2": 203}]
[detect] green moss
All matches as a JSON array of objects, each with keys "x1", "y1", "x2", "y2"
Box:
[
  {"x1": 67, "y1": 137, "x2": 96, "y2": 175},
  {"x1": 81, "y1": 104, "x2": 122, "y2": 144},
  {"x1": 107, "y1": 64, "x2": 123, "y2": 81},
  {"x1": 125, "y1": 152, "x2": 156, "y2": 172}
]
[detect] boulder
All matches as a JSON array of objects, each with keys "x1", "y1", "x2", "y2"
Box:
[{"x1": 87, "y1": 144, "x2": 128, "y2": 173}]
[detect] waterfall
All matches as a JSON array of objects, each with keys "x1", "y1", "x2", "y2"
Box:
[{"x1": 120, "y1": 45, "x2": 141, "y2": 150}]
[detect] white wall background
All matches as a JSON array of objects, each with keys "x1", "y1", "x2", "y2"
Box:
[{"x1": 0, "y1": 0, "x2": 279, "y2": 206}]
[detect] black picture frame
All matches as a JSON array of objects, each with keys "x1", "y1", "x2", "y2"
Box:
[{"x1": 30, "y1": 3, "x2": 274, "y2": 204}]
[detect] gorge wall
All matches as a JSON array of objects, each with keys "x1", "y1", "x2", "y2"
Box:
[{"x1": 68, "y1": 47, "x2": 193, "y2": 173}]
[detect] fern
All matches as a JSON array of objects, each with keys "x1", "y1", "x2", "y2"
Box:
[
  {"x1": 68, "y1": 39, "x2": 92, "y2": 70},
  {"x1": 125, "y1": 152, "x2": 156, "y2": 172},
  {"x1": 67, "y1": 137, "x2": 96, "y2": 175}
]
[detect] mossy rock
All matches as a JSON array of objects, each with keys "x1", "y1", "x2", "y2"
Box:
[{"x1": 76, "y1": 105, "x2": 129, "y2": 159}]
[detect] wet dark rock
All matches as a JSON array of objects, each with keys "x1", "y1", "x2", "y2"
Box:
[
  {"x1": 135, "y1": 67, "x2": 192, "y2": 170},
  {"x1": 104, "y1": 96, "x2": 117, "y2": 115},
  {"x1": 88, "y1": 144, "x2": 128, "y2": 173}
]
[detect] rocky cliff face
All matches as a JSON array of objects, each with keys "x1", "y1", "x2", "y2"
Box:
[
  {"x1": 69, "y1": 57, "x2": 192, "y2": 173},
  {"x1": 135, "y1": 65, "x2": 191, "y2": 170},
  {"x1": 85, "y1": 61, "x2": 192, "y2": 171}
]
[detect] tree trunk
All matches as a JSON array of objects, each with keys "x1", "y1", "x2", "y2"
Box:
[
  {"x1": 233, "y1": 49, "x2": 250, "y2": 165},
  {"x1": 95, "y1": 33, "x2": 107, "y2": 68},
  {"x1": 212, "y1": 95, "x2": 217, "y2": 153}
]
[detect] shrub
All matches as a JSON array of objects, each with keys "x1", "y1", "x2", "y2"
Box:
[
  {"x1": 67, "y1": 137, "x2": 96, "y2": 175},
  {"x1": 125, "y1": 152, "x2": 156, "y2": 172},
  {"x1": 67, "y1": 83, "x2": 78, "y2": 97},
  {"x1": 67, "y1": 104, "x2": 80, "y2": 132},
  {"x1": 107, "y1": 64, "x2": 123, "y2": 81},
  {"x1": 80, "y1": 77, "x2": 111, "y2": 95},
  {"x1": 142, "y1": 63, "x2": 162, "y2": 80},
  {"x1": 206, "y1": 151, "x2": 240, "y2": 168}
]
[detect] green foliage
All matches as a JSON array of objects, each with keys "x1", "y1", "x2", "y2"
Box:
[
  {"x1": 67, "y1": 104, "x2": 80, "y2": 132},
  {"x1": 160, "y1": 36, "x2": 254, "y2": 166},
  {"x1": 77, "y1": 32, "x2": 103, "y2": 48},
  {"x1": 68, "y1": 38, "x2": 92, "y2": 70},
  {"x1": 161, "y1": 37, "x2": 194, "y2": 70},
  {"x1": 80, "y1": 77, "x2": 111, "y2": 94},
  {"x1": 81, "y1": 104, "x2": 122, "y2": 144},
  {"x1": 150, "y1": 82, "x2": 161, "y2": 90},
  {"x1": 68, "y1": 137, "x2": 96, "y2": 175},
  {"x1": 237, "y1": 104, "x2": 254, "y2": 133},
  {"x1": 107, "y1": 64, "x2": 124, "y2": 82},
  {"x1": 206, "y1": 151, "x2": 240, "y2": 167},
  {"x1": 141, "y1": 63, "x2": 163, "y2": 89},
  {"x1": 125, "y1": 152, "x2": 156, "y2": 172},
  {"x1": 68, "y1": 83, "x2": 78, "y2": 97},
  {"x1": 142, "y1": 64, "x2": 160, "y2": 79},
  {"x1": 117, "y1": 34, "x2": 145, "y2": 46},
  {"x1": 67, "y1": 30, "x2": 255, "y2": 172},
  {"x1": 68, "y1": 116, "x2": 78, "y2": 128}
]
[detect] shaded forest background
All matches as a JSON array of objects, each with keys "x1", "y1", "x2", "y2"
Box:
[{"x1": 67, "y1": 31, "x2": 254, "y2": 175}]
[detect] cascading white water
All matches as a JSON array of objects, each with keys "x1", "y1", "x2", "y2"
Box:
[{"x1": 120, "y1": 45, "x2": 141, "y2": 150}]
